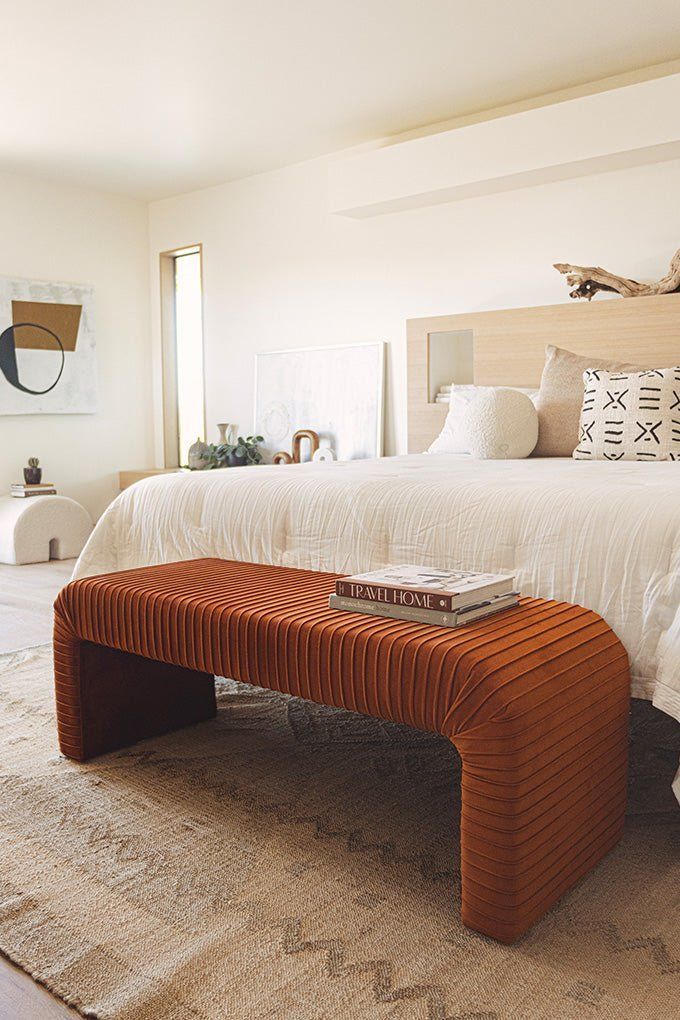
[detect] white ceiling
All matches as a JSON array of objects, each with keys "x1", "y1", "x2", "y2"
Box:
[{"x1": 4, "y1": 1, "x2": 680, "y2": 201}]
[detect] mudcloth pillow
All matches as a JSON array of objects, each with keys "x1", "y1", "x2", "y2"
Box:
[{"x1": 573, "y1": 366, "x2": 680, "y2": 461}]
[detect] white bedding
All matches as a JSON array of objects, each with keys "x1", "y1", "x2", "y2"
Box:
[{"x1": 75, "y1": 454, "x2": 680, "y2": 725}]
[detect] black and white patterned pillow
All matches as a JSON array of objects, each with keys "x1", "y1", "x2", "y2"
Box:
[{"x1": 573, "y1": 366, "x2": 680, "y2": 461}]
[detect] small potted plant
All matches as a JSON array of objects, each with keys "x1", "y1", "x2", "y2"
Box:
[
  {"x1": 225, "y1": 435, "x2": 264, "y2": 467},
  {"x1": 199, "y1": 435, "x2": 264, "y2": 469},
  {"x1": 24, "y1": 457, "x2": 42, "y2": 484}
]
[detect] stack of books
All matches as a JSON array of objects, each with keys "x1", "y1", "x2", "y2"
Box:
[
  {"x1": 330, "y1": 564, "x2": 519, "y2": 628},
  {"x1": 11, "y1": 482, "x2": 57, "y2": 498}
]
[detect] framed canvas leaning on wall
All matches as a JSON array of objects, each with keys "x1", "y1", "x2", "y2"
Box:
[{"x1": 255, "y1": 341, "x2": 385, "y2": 463}]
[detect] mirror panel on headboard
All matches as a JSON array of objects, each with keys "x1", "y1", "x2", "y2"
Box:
[
  {"x1": 427, "y1": 330, "x2": 474, "y2": 401},
  {"x1": 407, "y1": 293, "x2": 680, "y2": 453}
]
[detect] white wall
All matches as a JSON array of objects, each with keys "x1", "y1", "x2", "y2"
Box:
[
  {"x1": 2, "y1": 93, "x2": 676, "y2": 522},
  {"x1": 148, "y1": 152, "x2": 680, "y2": 457},
  {"x1": 0, "y1": 172, "x2": 152, "y2": 519}
]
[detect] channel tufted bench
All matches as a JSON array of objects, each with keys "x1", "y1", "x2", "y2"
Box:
[{"x1": 53, "y1": 558, "x2": 630, "y2": 943}]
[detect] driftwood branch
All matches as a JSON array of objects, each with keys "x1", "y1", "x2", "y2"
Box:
[{"x1": 553, "y1": 248, "x2": 680, "y2": 300}]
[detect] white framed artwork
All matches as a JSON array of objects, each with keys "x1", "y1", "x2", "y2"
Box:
[
  {"x1": 255, "y1": 341, "x2": 385, "y2": 463},
  {"x1": 0, "y1": 275, "x2": 96, "y2": 415}
]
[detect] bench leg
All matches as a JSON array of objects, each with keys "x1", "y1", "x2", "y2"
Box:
[
  {"x1": 54, "y1": 634, "x2": 216, "y2": 761},
  {"x1": 453, "y1": 703, "x2": 628, "y2": 943}
]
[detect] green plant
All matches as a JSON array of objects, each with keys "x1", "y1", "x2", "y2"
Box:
[
  {"x1": 28, "y1": 457, "x2": 40, "y2": 468},
  {"x1": 233, "y1": 435, "x2": 264, "y2": 465},
  {"x1": 204, "y1": 435, "x2": 264, "y2": 468},
  {"x1": 202, "y1": 444, "x2": 226, "y2": 469}
]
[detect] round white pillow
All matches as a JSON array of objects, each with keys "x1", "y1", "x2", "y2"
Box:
[{"x1": 462, "y1": 388, "x2": 538, "y2": 459}]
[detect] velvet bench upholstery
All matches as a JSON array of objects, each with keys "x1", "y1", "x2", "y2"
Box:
[{"x1": 53, "y1": 558, "x2": 630, "y2": 943}]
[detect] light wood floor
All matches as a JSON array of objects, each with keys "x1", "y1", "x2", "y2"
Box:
[
  {"x1": 0, "y1": 559, "x2": 79, "y2": 1019},
  {"x1": 0, "y1": 559, "x2": 74, "y2": 654}
]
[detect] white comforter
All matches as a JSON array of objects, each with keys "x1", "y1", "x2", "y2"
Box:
[{"x1": 76, "y1": 454, "x2": 680, "y2": 724}]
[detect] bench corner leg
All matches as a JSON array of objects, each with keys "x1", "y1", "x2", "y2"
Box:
[{"x1": 54, "y1": 633, "x2": 216, "y2": 761}]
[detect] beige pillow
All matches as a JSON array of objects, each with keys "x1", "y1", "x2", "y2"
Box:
[{"x1": 533, "y1": 345, "x2": 643, "y2": 457}]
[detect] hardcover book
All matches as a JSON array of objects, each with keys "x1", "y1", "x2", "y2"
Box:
[
  {"x1": 11, "y1": 482, "x2": 55, "y2": 489},
  {"x1": 11, "y1": 489, "x2": 57, "y2": 497},
  {"x1": 335, "y1": 564, "x2": 515, "y2": 613},
  {"x1": 329, "y1": 592, "x2": 519, "y2": 629}
]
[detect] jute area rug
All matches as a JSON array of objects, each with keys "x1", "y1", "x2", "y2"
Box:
[{"x1": 0, "y1": 646, "x2": 678, "y2": 1020}]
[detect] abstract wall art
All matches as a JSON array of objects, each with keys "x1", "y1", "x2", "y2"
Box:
[
  {"x1": 0, "y1": 276, "x2": 96, "y2": 414},
  {"x1": 255, "y1": 341, "x2": 384, "y2": 463}
]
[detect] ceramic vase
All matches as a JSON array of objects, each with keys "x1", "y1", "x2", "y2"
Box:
[
  {"x1": 188, "y1": 437, "x2": 210, "y2": 470},
  {"x1": 217, "y1": 423, "x2": 238, "y2": 445}
]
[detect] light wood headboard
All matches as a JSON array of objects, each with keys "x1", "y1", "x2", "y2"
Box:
[{"x1": 407, "y1": 293, "x2": 680, "y2": 453}]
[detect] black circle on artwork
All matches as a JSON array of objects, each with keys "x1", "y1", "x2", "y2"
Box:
[{"x1": 0, "y1": 322, "x2": 65, "y2": 395}]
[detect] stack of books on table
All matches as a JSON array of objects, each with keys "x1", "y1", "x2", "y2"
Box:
[
  {"x1": 330, "y1": 564, "x2": 519, "y2": 629},
  {"x1": 10, "y1": 482, "x2": 57, "y2": 498}
]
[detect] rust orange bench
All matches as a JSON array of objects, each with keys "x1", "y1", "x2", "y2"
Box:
[{"x1": 53, "y1": 558, "x2": 630, "y2": 943}]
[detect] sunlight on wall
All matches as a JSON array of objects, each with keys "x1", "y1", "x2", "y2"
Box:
[{"x1": 174, "y1": 251, "x2": 204, "y2": 463}]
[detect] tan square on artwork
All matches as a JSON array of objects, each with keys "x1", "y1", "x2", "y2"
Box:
[{"x1": 11, "y1": 300, "x2": 82, "y2": 351}]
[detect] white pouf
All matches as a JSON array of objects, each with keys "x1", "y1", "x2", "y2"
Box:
[
  {"x1": 0, "y1": 495, "x2": 92, "y2": 565},
  {"x1": 463, "y1": 388, "x2": 538, "y2": 459}
]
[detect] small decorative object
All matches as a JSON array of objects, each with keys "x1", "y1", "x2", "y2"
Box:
[
  {"x1": 188, "y1": 437, "x2": 211, "y2": 470},
  {"x1": 463, "y1": 389, "x2": 538, "y2": 460},
  {"x1": 216, "y1": 422, "x2": 238, "y2": 445},
  {"x1": 554, "y1": 248, "x2": 680, "y2": 301},
  {"x1": 312, "y1": 444, "x2": 336, "y2": 463},
  {"x1": 23, "y1": 457, "x2": 42, "y2": 484},
  {"x1": 274, "y1": 428, "x2": 320, "y2": 465},
  {"x1": 293, "y1": 428, "x2": 319, "y2": 462}
]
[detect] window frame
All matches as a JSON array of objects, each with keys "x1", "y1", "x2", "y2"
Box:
[{"x1": 159, "y1": 244, "x2": 205, "y2": 468}]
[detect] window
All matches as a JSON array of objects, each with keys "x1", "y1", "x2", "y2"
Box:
[
  {"x1": 159, "y1": 245, "x2": 205, "y2": 466},
  {"x1": 173, "y1": 250, "x2": 205, "y2": 464}
]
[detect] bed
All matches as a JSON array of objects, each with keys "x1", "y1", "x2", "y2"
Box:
[
  {"x1": 73, "y1": 294, "x2": 680, "y2": 799},
  {"x1": 73, "y1": 453, "x2": 680, "y2": 717}
]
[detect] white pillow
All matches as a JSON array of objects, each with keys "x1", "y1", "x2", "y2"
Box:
[
  {"x1": 427, "y1": 384, "x2": 538, "y2": 455},
  {"x1": 463, "y1": 388, "x2": 538, "y2": 459},
  {"x1": 573, "y1": 366, "x2": 680, "y2": 461}
]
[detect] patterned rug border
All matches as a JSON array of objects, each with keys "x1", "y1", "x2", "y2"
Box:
[{"x1": 1, "y1": 645, "x2": 679, "y2": 1020}]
